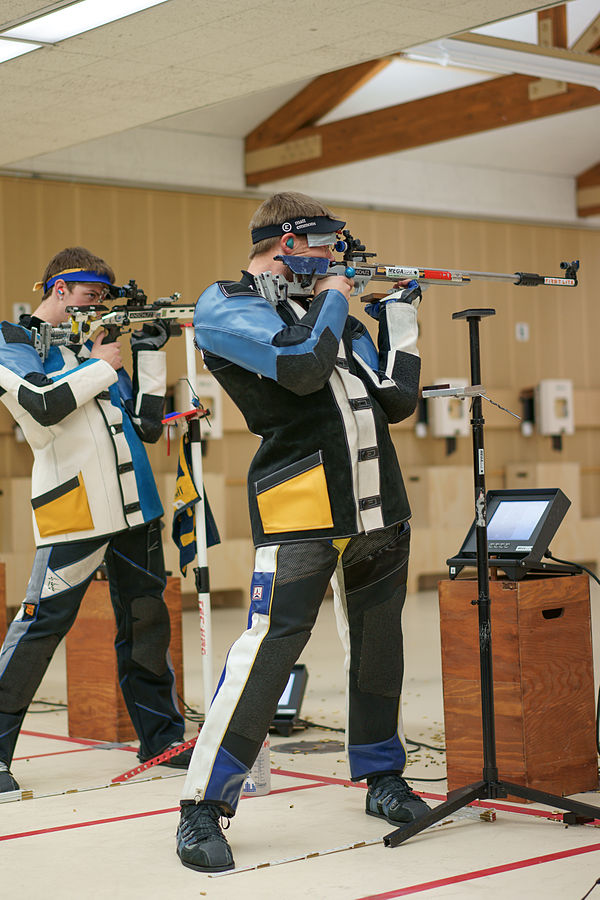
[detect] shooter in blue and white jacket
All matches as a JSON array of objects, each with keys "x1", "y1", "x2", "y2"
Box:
[
  {"x1": 0, "y1": 247, "x2": 189, "y2": 792},
  {"x1": 176, "y1": 192, "x2": 431, "y2": 874}
]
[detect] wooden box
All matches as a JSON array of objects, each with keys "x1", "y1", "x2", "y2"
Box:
[
  {"x1": 439, "y1": 575, "x2": 597, "y2": 798},
  {"x1": 66, "y1": 576, "x2": 184, "y2": 742}
]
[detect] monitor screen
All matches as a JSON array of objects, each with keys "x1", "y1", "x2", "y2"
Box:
[
  {"x1": 278, "y1": 673, "x2": 295, "y2": 708},
  {"x1": 486, "y1": 500, "x2": 550, "y2": 542}
]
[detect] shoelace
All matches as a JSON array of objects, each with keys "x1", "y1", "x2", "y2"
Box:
[
  {"x1": 180, "y1": 805, "x2": 230, "y2": 844},
  {"x1": 370, "y1": 776, "x2": 414, "y2": 801}
]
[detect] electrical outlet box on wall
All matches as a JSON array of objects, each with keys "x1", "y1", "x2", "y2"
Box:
[
  {"x1": 429, "y1": 378, "x2": 470, "y2": 438},
  {"x1": 535, "y1": 379, "x2": 574, "y2": 436}
]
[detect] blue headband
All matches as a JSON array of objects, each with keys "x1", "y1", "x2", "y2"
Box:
[{"x1": 33, "y1": 268, "x2": 113, "y2": 293}]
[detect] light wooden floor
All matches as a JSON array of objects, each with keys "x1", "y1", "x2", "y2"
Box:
[{"x1": 2, "y1": 582, "x2": 600, "y2": 900}]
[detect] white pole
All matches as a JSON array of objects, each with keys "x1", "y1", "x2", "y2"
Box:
[{"x1": 184, "y1": 324, "x2": 214, "y2": 715}]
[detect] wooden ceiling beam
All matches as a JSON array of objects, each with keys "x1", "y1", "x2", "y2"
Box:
[
  {"x1": 245, "y1": 57, "x2": 391, "y2": 153},
  {"x1": 538, "y1": 5, "x2": 567, "y2": 48},
  {"x1": 531, "y1": 5, "x2": 567, "y2": 101},
  {"x1": 245, "y1": 75, "x2": 600, "y2": 185},
  {"x1": 577, "y1": 162, "x2": 600, "y2": 217},
  {"x1": 571, "y1": 13, "x2": 600, "y2": 53}
]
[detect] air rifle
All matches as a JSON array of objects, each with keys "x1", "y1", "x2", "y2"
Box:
[
  {"x1": 31, "y1": 280, "x2": 196, "y2": 361},
  {"x1": 257, "y1": 230, "x2": 579, "y2": 304}
]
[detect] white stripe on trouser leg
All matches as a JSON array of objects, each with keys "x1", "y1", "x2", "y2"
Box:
[
  {"x1": 330, "y1": 560, "x2": 350, "y2": 760},
  {"x1": 181, "y1": 546, "x2": 278, "y2": 802}
]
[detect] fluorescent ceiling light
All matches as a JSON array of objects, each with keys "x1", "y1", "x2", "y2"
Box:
[
  {"x1": 405, "y1": 38, "x2": 600, "y2": 90},
  {"x1": 2, "y1": 0, "x2": 169, "y2": 44},
  {"x1": 0, "y1": 37, "x2": 40, "y2": 62}
]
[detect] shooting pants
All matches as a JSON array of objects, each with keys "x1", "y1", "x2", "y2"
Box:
[
  {"x1": 0, "y1": 519, "x2": 184, "y2": 765},
  {"x1": 181, "y1": 522, "x2": 410, "y2": 814}
]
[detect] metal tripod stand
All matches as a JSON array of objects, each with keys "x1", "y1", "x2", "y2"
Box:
[{"x1": 385, "y1": 307, "x2": 600, "y2": 849}]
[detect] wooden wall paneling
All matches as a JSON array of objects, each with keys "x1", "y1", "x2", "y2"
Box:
[
  {"x1": 148, "y1": 190, "x2": 187, "y2": 297},
  {"x1": 224, "y1": 432, "x2": 261, "y2": 482},
  {"x1": 0, "y1": 437, "x2": 33, "y2": 478},
  {"x1": 74, "y1": 184, "x2": 120, "y2": 267},
  {"x1": 579, "y1": 229, "x2": 600, "y2": 388},
  {"x1": 0, "y1": 179, "x2": 43, "y2": 319},
  {"x1": 581, "y1": 470, "x2": 600, "y2": 520},
  {"x1": 0, "y1": 176, "x2": 598, "y2": 564},
  {"x1": 554, "y1": 226, "x2": 585, "y2": 383},
  {"x1": 0, "y1": 562, "x2": 6, "y2": 645},
  {"x1": 201, "y1": 437, "x2": 224, "y2": 475},
  {"x1": 0, "y1": 476, "x2": 34, "y2": 555},
  {"x1": 215, "y1": 195, "x2": 255, "y2": 278},
  {"x1": 38, "y1": 180, "x2": 81, "y2": 255},
  {"x1": 112, "y1": 186, "x2": 153, "y2": 283},
  {"x1": 0, "y1": 180, "x2": 6, "y2": 315},
  {"x1": 0, "y1": 402, "x2": 17, "y2": 438},
  {"x1": 505, "y1": 460, "x2": 582, "y2": 519},
  {"x1": 181, "y1": 193, "x2": 221, "y2": 290},
  {"x1": 225, "y1": 481, "x2": 251, "y2": 540},
  {"x1": 535, "y1": 226, "x2": 569, "y2": 382}
]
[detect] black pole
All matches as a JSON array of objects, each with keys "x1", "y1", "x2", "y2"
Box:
[{"x1": 464, "y1": 312, "x2": 498, "y2": 787}]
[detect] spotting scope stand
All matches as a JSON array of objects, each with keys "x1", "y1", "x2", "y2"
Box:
[{"x1": 384, "y1": 308, "x2": 600, "y2": 849}]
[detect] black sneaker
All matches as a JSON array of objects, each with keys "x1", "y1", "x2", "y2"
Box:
[
  {"x1": 139, "y1": 741, "x2": 193, "y2": 769},
  {"x1": 0, "y1": 761, "x2": 20, "y2": 793},
  {"x1": 365, "y1": 774, "x2": 430, "y2": 825},
  {"x1": 176, "y1": 802, "x2": 234, "y2": 872}
]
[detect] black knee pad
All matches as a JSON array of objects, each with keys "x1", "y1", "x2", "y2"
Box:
[
  {"x1": 130, "y1": 595, "x2": 171, "y2": 676},
  {"x1": 0, "y1": 634, "x2": 60, "y2": 713},
  {"x1": 358, "y1": 593, "x2": 404, "y2": 697},
  {"x1": 228, "y1": 631, "x2": 310, "y2": 742}
]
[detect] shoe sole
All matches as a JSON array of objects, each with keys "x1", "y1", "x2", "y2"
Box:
[
  {"x1": 366, "y1": 807, "x2": 416, "y2": 827},
  {"x1": 177, "y1": 852, "x2": 234, "y2": 873}
]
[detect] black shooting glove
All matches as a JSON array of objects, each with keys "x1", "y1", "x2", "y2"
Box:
[{"x1": 130, "y1": 319, "x2": 171, "y2": 352}]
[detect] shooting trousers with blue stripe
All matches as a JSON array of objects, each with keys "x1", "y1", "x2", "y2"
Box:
[
  {"x1": 182, "y1": 273, "x2": 421, "y2": 812},
  {"x1": 0, "y1": 520, "x2": 185, "y2": 765}
]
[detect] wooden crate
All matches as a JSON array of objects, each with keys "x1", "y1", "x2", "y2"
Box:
[
  {"x1": 439, "y1": 574, "x2": 597, "y2": 798},
  {"x1": 66, "y1": 576, "x2": 184, "y2": 743}
]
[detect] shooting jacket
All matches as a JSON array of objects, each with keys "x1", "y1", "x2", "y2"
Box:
[
  {"x1": 0, "y1": 316, "x2": 164, "y2": 545},
  {"x1": 194, "y1": 272, "x2": 421, "y2": 547}
]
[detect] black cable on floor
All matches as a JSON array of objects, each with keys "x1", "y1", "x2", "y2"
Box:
[
  {"x1": 406, "y1": 737, "x2": 446, "y2": 753},
  {"x1": 178, "y1": 695, "x2": 205, "y2": 725},
  {"x1": 28, "y1": 700, "x2": 68, "y2": 713},
  {"x1": 297, "y1": 719, "x2": 446, "y2": 755}
]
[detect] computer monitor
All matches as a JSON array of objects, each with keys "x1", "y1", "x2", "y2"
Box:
[
  {"x1": 448, "y1": 488, "x2": 572, "y2": 579},
  {"x1": 271, "y1": 664, "x2": 308, "y2": 736}
]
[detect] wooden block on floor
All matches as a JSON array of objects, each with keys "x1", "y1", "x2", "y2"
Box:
[
  {"x1": 439, "y1": 574, "x2": 597, "y2": 799},
  {"x1": 66, "y1": 576, "x2": 184, "y2": 743}
]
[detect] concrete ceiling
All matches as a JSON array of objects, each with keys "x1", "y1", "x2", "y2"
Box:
[{"x1": 0, "y1": 0, "x2": 568, "y2": 167}]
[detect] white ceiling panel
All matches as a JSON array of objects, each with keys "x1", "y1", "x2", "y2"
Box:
[{"x1": 0, "y1": 0, "x2": 562, "y2": 166}]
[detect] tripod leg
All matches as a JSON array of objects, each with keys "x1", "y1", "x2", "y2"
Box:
[
  {"x1": 384, "y1": 782, "x2": 486, "y2": 848},
  {"x1": 500, "y1": 781, "x2": 600, "y2": 822}
]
